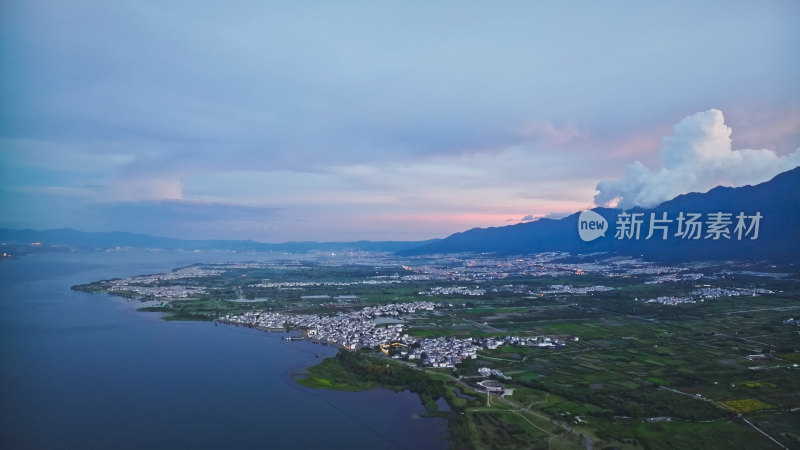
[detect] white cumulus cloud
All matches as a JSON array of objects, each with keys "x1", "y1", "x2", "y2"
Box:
[{"x1": 594, "y1": 109, "x2": 800, "y2": 209}]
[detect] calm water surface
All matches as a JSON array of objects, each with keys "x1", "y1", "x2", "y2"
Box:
[{"x1": 0, "y1": 251, "x2": 448, "y2": 449}]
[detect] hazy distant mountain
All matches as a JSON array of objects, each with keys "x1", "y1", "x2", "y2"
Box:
[
  {"x1": 4, "y1": 168, "x2": 797, "y2": 262},
  {"x1": 0, "y1": 228, "x2": 439, "y2": 254},
  {"x1": 400, "y1": 167, "x2": 800, "y2": 262}
]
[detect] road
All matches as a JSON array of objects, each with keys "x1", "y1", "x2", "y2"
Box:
[
  {"x1": 494, "y1": 393, "x2": 594, "y2": 450},
  {"x1": 423, "y1": 364, "x2": 594, "y2": 450}
]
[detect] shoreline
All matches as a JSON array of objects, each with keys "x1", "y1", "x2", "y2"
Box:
[{"x1": 220, "y1": 321, "x2": 345, "y2": 349}]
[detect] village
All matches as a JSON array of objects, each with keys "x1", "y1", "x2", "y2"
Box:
[
  {"x1": 640, "y1": 286, "x2": 775, "y2": 305},
  {"x1": 221, "y1": 301, "x2": 566, "y2": 369}
]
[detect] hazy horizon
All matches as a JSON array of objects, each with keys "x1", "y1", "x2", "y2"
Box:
[{"x1": 2, "y1": 1, "x2": 798, "y2": 242}]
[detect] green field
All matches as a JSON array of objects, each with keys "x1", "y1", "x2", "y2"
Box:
[{"x1": 73, "y1": 255, "x2": 800, "y2": 449}]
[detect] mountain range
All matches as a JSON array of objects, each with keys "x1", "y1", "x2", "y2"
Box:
[
  {"x1": 3, "y1": 167, "x2": 798, "y2": 262},
  {"x1": 400, "y1": 166, "x2": 800, "y2": 262},
  {"x1": 0, "y1": 228, "x2": 439, "y2": 254}
]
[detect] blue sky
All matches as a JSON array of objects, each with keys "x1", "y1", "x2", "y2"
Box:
[{"x1": 1, "y1": 1, "x2": 798, "y2": 242}]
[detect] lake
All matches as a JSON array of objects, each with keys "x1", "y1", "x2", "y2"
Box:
[{"x1": 0, "y1": 251, "x2": 449, "y2": 449}]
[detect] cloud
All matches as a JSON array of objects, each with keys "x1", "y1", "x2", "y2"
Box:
[
  {"x1": 542, "y1": 211, "x2": 571, "y2": 220},
  {"x1": 594, "y1": 109, "x2": 800, "y2": 209},
  {"x1": 725, "y1": 107, "x2": 800, "y2": 153},
  {"x1": 93, "y1": 200, "x2": 282, "y2": 239},
  {"x1": 519, "y1": 121, "x2": 581, "y2": 147},
  {"x1": 519, "y1": 211, "x2": 571, "y2": 222},
  {"x1": 3, "y1": 2, "x2": 798, "y2": 241},
  {"x1": 97, "y1": 200, "x2": 278, "y2": 220},
  {"x1": 111, "y1": 178, "x2": 184, "y2": 201}
]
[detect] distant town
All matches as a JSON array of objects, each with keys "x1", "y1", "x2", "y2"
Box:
[{"x1": 72, "y1": 251, "x2": 800, "y2": 450}]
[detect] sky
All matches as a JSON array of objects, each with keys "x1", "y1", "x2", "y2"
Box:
[{"x1": 1, "y1": 1, "x2": 798, "y2": 242}]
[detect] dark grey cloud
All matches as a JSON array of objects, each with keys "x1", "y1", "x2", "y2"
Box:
[{"x1": 92, "y1": 200, "x2": 282, "y2": 239}]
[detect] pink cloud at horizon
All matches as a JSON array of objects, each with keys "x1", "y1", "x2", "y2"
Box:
[{"x1": 371, "y1": 205, "x2": 586, "y2": 229}]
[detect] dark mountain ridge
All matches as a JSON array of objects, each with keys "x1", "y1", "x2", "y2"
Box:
[{"x1": 399, "y1": 167, "x2": 800, "y2": 262}]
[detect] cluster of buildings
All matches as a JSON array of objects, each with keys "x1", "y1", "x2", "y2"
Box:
[
  {"x1": 540, "y1": 284, "x2": 613, "y2": 295},
  {"x1": 478, "y1": 367, "x2": 510, "y2": 380},
  {"x1": 481, "y1": 335, "x2": 566, "y2": 349},
  {"x1": 126, "y1": 266, "x2": 223, "y2": 282},
  {"x1": 222, "y1": 302, "x2": 566, "y2": 368},
  {"x1": 719, "y1": 270, "x2": 791, "y2": 280},
  {"x1": 208, "y1": 263, "x2": 265, "y2": 270},
  {"x1": 620, "y1": 264, "x2": 688, "y2": 276},
  {"x1": 222, "y1": 302, "x2": 436, "y2": 350},
  {"x1": 419, "y1": 286, "x2": 486, "y2": 296},
  {"x1": 406, "y1": 335, "x2": 566, "y2": 368},
  {"x1": 407, "y1": 337, "x2": 481, "y2": 368},
  {"x1": 690, "y1": 287, "x2": 773, "y2": 299},
  {"x1": 108, "y1": 266, "x2": 224, "y2": 299},
  {"x1": 642, "y1": 296, "x2": 697, "y2": 306},
  {"x1": 250, "y1": 279, "x2": 400, "y2": 289},
  {"x1": 783, "y1": 318, "x2": 800, "y2": 327},
  {"x1": 107, "y1": 266, "x2": 222, "y2": 299},
  {"x1": 400, "y1": 253, "x2": 716, "y2": 282},
  {"x1": 305, "y1": 315, "x2": 407, "y2": 349},
  {"x1": 645, "y1": 272, "x2": 704, "y2": 284},
  {"x1": 640, "y1": 286, "x2": 773, "y2": 305},
  {"x1": 109, "y1": 284, "x2": 205, "y2": 299},
  {"x1": 225, "y1": 310, "x2": 312, "y2": 330}
]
